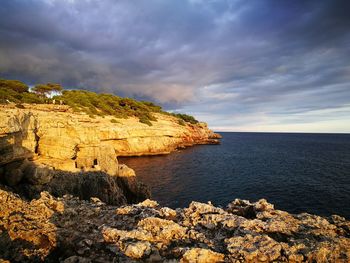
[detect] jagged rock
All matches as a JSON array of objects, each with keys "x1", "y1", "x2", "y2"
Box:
[
  {"x1": 2, "y1": 159, "x2": 53, "y2": 197},
  {"x1": 0, "y1": 111, "x2": 36, "y2": 166},
  {"x1": 226, "y1": 234, "x2": 282, "y2": 262},
  {"x1": 182, "y1": 201, "x2": 226, "y2": 228},
  {"x1": 1, "y1": 159, "x2": 149, "y2": 206},
  {"x1": 227, "y1": 198, "x2": 258, "y2": 218},
  {"x1": 90, "y1": 197, "x2": 105, "y2": 206},
  {"x1": 103, "y1": 217, "x2": 187, "y2": 245},
  {"x1": 181, "y1": 248, "x2": 224, "y2": 263},
  {"x1": 4, "y1": 168, "x2": 23, "y2": 187},
  {"x1": 45, "y1": 171, "x2": 128, "y2": 206},
  {"x1": 209, "y1": 133, "x2": 223, "y2": 139},
  {"x1": 0, "y1": 189, "x2": 58, "y2": 261},
  {"x1": 138, "y1": 199, "x2": 159, "y2": 208},
  {"x1": 3, "y1": 160, "x2": 29, "y2": 186},
  {"x1": 118, "y1": 164, "x2": 136, "y2": 177},
  {"x1": 159, "y1": 207, "x2": 177, "y2": 220},
  {"x1": 1, "y1": 188, "x2": 349, "y2": 262},
  {"x1": 123, "y1": 241, "x2": 152, "y2": 259},
  {"x1": 138, "y1": 217, "x2": 187, "y2": 243},
  {"x1": 24, "y1": 163, "x2": 53, "y2": 185},
  {"x1": 116, "y1": 165, "x2": 151, "y2": 204},
  {"x1": 62, "y1": 256, "x2": 92, "y2": 263}
]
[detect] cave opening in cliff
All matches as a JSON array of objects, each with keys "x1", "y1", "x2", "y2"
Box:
[{"x1": 92, "y1": 159, "x2": 98, "y2": 168}]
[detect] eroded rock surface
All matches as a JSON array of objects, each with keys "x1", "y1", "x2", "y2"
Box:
[
  {"x1": 0, "y1": 104, "x2": 220, "y2": 173},
  {"x1": 1, "y1": 189, "x2": 349, "y2": 262},
  {"x1": 0, "y1": 158, "x2": 149, "y2": 206},
  {"x1": 0, "y1": 104, "x2": 218, "y2": 205}
]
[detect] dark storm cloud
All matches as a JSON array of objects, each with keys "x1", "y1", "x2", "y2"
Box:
[{"x1": 0, "y1": 0, "x2": 349, "y2": 131}]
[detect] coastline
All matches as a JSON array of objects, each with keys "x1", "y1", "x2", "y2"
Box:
[
  {"x1": 1, "y1": 105, "x2": 349, "y2": 262},
  {"x1": 0, "y1": 104, "x2": 221, "y2": 205}
]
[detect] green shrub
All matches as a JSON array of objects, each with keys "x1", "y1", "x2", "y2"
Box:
[
  {"x1": 139, "y1": 116, "x2": 152, "y2": 126},
  {"x1": 110, "y1": 118, "x2": 119, "y2": 123},
  {"x1": 0, "y1": 79, "x2": 29, "y2": 93},
  {"x1": 172, "y1": 113, "x2": 199, "y2": 124},
  {"x1": 0, "y1": 88, "x2": 18, "y2": 103},
  {"x1": 178, "y1": 119, "x2": 186, "y2": 126},
  {"x1": 0, "y1": 86, "x2": 44, "y2": 104},
  {"x1": 141, "y1": 101, "x2": 162, "y2": 112},
  {"x1": 15, "y1": 103, "x2": 25, "y2": 109},
  {"x1": 55, "y1": 90, "x2": 162, "y2": 123},
  {"x1": 21, "y1": 92, "x2": 45, "y2": 104}
]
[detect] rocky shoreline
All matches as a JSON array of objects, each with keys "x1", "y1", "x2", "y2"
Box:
[
  {"x1": 1, "y1": 189, "x2": 349, "y2": 262},
  {"x1": 1, "y1": 104, "x2": 350, "y2": 262}
]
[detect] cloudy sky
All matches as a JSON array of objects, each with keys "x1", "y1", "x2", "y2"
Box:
[{"x1": 1, "y1": 0, "x2": 350, "y2": 132}]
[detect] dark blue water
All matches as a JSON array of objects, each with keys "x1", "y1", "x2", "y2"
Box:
[{"x1": 120, "y1": 132, "x2": 350, "y2": 219}]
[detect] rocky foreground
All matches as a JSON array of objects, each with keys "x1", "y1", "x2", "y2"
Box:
[{"x1": 1, "y1": 188, "x2": 349, "y2": 262}]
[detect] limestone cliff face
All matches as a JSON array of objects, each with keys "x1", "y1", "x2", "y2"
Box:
[
  {"x1": 0, "y1": 104, "x2": 219, "y2": 204},
  {"x1": 0, "y1": 104, "x2": 220, "y2": 174}
]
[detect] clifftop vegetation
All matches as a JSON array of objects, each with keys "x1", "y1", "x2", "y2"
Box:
[{"x1": 0, "y1": 78, "x2": 199, "y2": 125}]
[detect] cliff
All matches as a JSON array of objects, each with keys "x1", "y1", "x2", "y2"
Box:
[
  {"x1": 0, "y1": 104, "x2": 219, "y2": 170},
  {"x1": 0, "y1": 104, "x2": 220, "y2": 204},
  {"x1": 0, "y1": 189, "x2": 349, "y2": 262}
]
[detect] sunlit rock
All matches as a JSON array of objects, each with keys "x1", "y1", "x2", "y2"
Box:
[
  {"x1": 1, "y1": 190, "x2": 350, "y2": 262},
  {"x1": 181, "y1": 248, "x2": 225, "y2": 263}
]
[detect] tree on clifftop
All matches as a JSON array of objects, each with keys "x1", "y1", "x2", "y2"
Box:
[
  {"x1": 0, "y1": 79, "x2": 29, "y2": 93},
  {"x1": 33, "y1": 83, "x2": 63, "y2": 97},
  {"x1": 46, "y1": 83, "x2": 63, "y2": 92}
]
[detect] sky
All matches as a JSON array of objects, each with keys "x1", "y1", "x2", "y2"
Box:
[{"x1": 1, "y1": 0, "x2": 350, "y2": 133}]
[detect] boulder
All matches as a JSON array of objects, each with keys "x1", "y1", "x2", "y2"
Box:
[
  {"x1": 181, "y1": 248, "x2": 224, "y2": 263},
  {"x1": 116, "y1": 164, "x2": 151, "y2": 203},
  {"x1": 2, "y1": 159, "x2": 33, "y2": 186},
  {"x1": 117, "y1": 164, "x2": 135, "y2": 177},
  {"x1": 24, "y1": 163, "x2": 53, "y2": 185},
  {"x1": 122, "y1": 241, "x2": 151, "y2": 259},
  {"x1": 226, "y1": 234, "x2": 282, "y2": 262}
]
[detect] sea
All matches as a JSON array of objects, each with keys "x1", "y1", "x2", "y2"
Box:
[{"x1": 119, "y1": 132, "x2": 350, "y2": 219}]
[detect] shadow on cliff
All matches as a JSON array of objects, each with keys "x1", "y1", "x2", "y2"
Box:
[
  {"x1": 0, "y1": 136, "x2": 150, "y2": 262},
  {"x1": 0, "y1": 117, "x2": 150, "y2": 205},
  {"x1": 0, "y1": 155, "x2": 150, "y2": 206}
]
